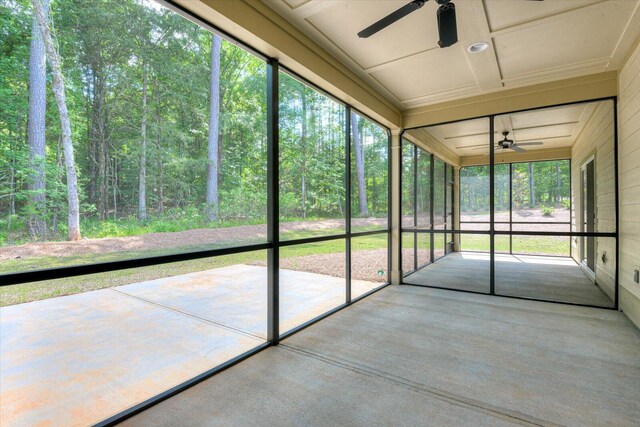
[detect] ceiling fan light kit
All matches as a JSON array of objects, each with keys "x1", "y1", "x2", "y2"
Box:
[
  {"x1": 474, "y1": 130, "x2": 544, "y2": 155},
  {"x1": 436, "y1": 0, "x2": 457, "y2": 48},
  {"x1": 495, "y1": 131, "x2": 544, "y2": 153},
  {"x1": 499, "y1": 131, "x2": 514, "y2": 149}
]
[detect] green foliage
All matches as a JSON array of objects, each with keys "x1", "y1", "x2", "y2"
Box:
[
  {"x1": 541, "y1": 205, "x2": 555, "y2": 216},
  {"x1": 1, "y1": 0, "x2": 391, "y2": 247},
  {"x1": 458, "y1": 160, "x2": 570, "y2": 214}
]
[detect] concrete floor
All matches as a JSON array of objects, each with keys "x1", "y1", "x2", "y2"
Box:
[
  {"x1": 0, "y1": 265, "x2": 377, "y2": 426},
  {"x1": 404, "y1": 252, "x2": 614, "y2": 307},
  {"x1": 121, "y1": 285, "x2": 640, "y2": 427}
]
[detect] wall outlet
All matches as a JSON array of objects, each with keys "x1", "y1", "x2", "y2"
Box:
[{"x1": 634, "y1": 266, "x2": 640, "y2": 284}]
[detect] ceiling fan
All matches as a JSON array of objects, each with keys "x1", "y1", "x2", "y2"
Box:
[
  {"x1": 358, "y1": 0, "x2": 543, "y2": 48},
  {"x1": 472, "y1": 131, "x2": 544, "y2": 154}
]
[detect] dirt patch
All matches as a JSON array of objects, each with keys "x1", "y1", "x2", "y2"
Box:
[
  {"x1": 461, "y1": 207, "x2": 570, "y2": 224},
  {"x1": 253, "y1": 248, "x2": 388, "y2": 283},
  {"x1": 0, "y1": 218, "x2": 387, "y2": 261}
]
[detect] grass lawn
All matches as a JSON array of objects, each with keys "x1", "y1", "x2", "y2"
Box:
[
  {"x1": 2, "y1": 227, "x2": 569, "y2": 307},
  {"x1": 402, "y1": 232, "x2": 570, "y2": 259},
  {"x1": 460, "y1": 234, "x2": 570, "y2": 256},
  {"x1": 1, "y1": 230, "x2": 388, "y2": 307}
]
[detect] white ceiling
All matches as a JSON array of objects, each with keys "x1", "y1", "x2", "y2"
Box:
[
  {"x1": 264, "y1": 0, "x2": 640, "y2": 110},
  {"x1": 406, "y1": 101, "x2": 608, "y2": 157}
]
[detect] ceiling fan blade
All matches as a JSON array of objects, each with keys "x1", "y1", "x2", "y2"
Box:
[
  {"x1": 358, "y1": 0, "x2": 426, "y2": 38},
  {"x1": 516, "y1": 142, "x2": 544, "y2": 146},
  {"x1": 510, "y1": 145, "x2": 526, "y2": 153}
]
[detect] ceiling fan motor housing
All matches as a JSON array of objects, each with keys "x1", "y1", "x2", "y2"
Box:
[
  {"x1": 437, "y1": 2, "x2": 457, "y2": 48},
  {"x1": 500, "y1": 131, "x2": 513, "y2": 148}
]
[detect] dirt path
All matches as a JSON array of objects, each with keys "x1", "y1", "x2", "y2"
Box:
[
  {"x1": 0, "y1": 218, "x2": 387, "y2": 260},
  {"x1": 461, "y1": 207, "x2": 570, "y2": 224}
]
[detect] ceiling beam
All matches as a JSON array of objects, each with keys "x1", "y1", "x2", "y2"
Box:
[
  {"x1": 403, "y1": 71, "x2": 617, "y2": 129},
  {"x1": 460, "y1": 146, "x2": 572, "y2": 166},
  {"x1": 459, "y1": 0, "x2": 503, "y2": 92}
]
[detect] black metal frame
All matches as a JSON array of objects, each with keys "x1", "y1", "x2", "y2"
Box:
[
  {"x1": 458, "y1": 157, "x2": 573, "y2": 256},
  {"x1": 1, "y1": 1, "x2": 392, "y2": 425},
  {"x1": 399, "y1": 139, "x2": 455, "y2": 275},
  {"x1": 399, "y1": 97, "x2": 619, "y2": 311},
  {"x1": 445, "y1": 164, "x2": 454, "y2": 255}
]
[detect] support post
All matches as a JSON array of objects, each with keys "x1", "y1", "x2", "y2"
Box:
[
  {"x1": 346, "y1": 107, "x2": 352, "y2": 300},
  {"x1": 489, "y1": 116, "x2": 495, "y2": 295},
  {"x1": 390, "y1": 129, "x2": 402, "y2": 284},
  {"x1": 414, "y1": 145, "x2": 419, "y2": 270},
  {"x1": 430, "y1": 153, "x2": 435, "y2": 263},
  {"x1": 267, "y1": 59, "x2": 279, "y2": 344},
  {"x1": 509, "y1": 162, "x2": 513, "y2": 254}
]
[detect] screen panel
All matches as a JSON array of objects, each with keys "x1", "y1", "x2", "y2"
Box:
[{"x1": 279, "y1": 72, "x2": 346, "y2": 240}]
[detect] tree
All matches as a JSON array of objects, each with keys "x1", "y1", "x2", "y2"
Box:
[
  {"x1": 300, "y1": 86, "x2": 307, "y2": 218},
  {"x1": 528, "y1": 162, "x2": 535, "y2": 207},
  {"x1": 556, "y1": 161, "x2": 561, "y2": 206},
  {"x1": 26, "y1": 0, "x2": 49, "y2": 239},
  {"x1": 351, "y1": 111, "x2": 368, "y2": 216},
  {"x1": 206, "y1": 35, "x2": 221, "y2": 221},
  {"x1": 138, "y1": 60, "x2": 147, "y2": 220},
  {"x1": 2, "y1": 0, "x2": 394, "y2": 247},
  {"x1": 32, "y1": 0, "x2": 81, "y2": 241}
]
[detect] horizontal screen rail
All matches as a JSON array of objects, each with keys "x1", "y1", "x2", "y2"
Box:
[
  {"x1": 0, "y1": 242, "x2": 272, "y2": 287},
  {"x1": 403, "y1": 229, "x2": 490, "y2": 235},
  {"x1": 402, "y1": 229, "x2": 616, "y2": 237},
  {"x1": 494, "y1": 230, "x2": 616, "y2": 237},
  {"x1": 351, "y1": 229, "x2": 391, "y2": 237},
  {"x1": 459, "y1": 221, "x2": 571, "y2": 225},
  {"x1": 279, "y1": 234, "x2": 347, "y2": 246}
]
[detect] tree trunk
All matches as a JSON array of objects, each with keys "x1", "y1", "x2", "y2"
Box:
[
  {"x1": 52, "y1": 135, "x2": 62, "y2": 234},
  {"x1": 351, "y1": 111, "x2": 368, "y2": 216},
  {"x1": 301, "y1": 88, "x2": 307, "y2": 218},
  {"x1": 138, "y1": 61, "x2": 148, "y2": 221},
  {"x1": 9, "y1": 125, "x2": 17, "y2": 220},
  {"x1": 556, "y1": 161, "x2": 561, "y2": 206},
  {"x1": 112, "y1": 157, "x2": 118, "y2": 219},
  {"x1": 154, "y1": 76, "x2": 164, "y2": 214},
  {"x1": 206, "y1": 35, "x2": 221, "y2": 221},
  {"x1": 27, "y1": 0, "x2": 49, "y2": 239},
  {"x1": 93, "y1": 72, "x2": 109, "y2": 220},
  {"x1": 32, "y1": 0, "x2": 81, "y2": 241},
  {"x1": 86, "y1": 68, "x2": 96, "y2": 203},
  {"x1": 528, "y1": 162, "x2": 535, "y2": 207}
]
